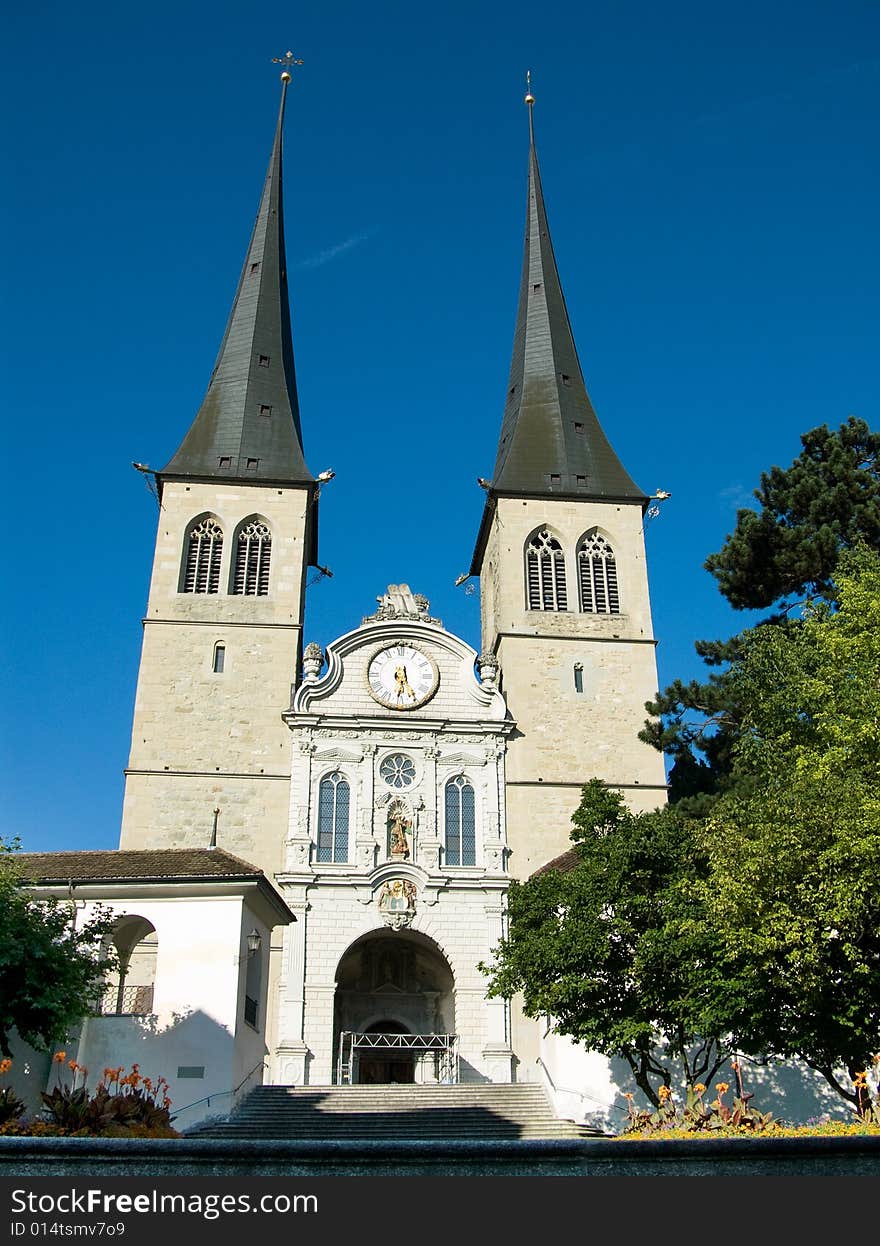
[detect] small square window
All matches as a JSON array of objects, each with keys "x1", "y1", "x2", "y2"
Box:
[
  {"x1": 574, "y1": 422, "x2": 584, "y2": 433},
  {"x1": 250, "y1": 261, "x2": 261, "y2": 274},
  {"x1": 218, "y1": 456, "x2": 231, "y2": 469},
  {"x1": 550, "y1": 473, "x2": 561, "y2": 484},
  {"x1": 259, "y1": 404, "x2": 272, "y2": 417},
  {"x1": 533, "y1": 282, "x2": 542, "y2": 291},
  {"x1": 561, "y1": 374, "x2": 572, "y2": 387},
  {"x1": 246, "y1": 458, "x2": 259, "y2": 472},
  {"x1": 576, "y1": 475, "x2": 586, "y2": 486},
  {"x1": 258, "y1": 355, "x2": 270, "y2": 367}
]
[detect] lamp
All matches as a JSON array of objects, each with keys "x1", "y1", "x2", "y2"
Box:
[{"x1": 246, "y1": 928, "x2": 262, "y2": 957}]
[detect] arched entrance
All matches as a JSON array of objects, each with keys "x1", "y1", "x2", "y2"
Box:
[{"x1": 333, "y1": 930, "x2": 455, "y2": 1084}]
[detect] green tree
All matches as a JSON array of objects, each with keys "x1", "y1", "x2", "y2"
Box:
[
  {"x1": 700, "y1": 546, "x2": 880, "y2": 1112},
  {"x1": 642, "y1": 417, "x2": 880, "y2": 810},
  {"x1": 480, "y1": 782, "x2": 740, "y2": 1105},
  {"x1": 0, "y1": 841, "x2": 117, "y2": 1059}
]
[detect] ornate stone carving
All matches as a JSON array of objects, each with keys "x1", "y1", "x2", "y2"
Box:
[
  {"x1": 362, "y1": 583, "x2": 442, "y2": 626},
  {"x1": 302, "y1": 642, "x2": 325, "y2": 681},
  {"x1": 387, "y1": 804, "x2": 411, "y2": 860},
  {"x1": 477, "y1": 650, "x2": 499, "y2": 690},
  {"x1": 377, "y1": 878, "x2": 417, "y2": 930}
]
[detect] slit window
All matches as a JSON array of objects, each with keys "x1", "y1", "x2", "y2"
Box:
[
  {"x1": 574, "y1": 663, "x2": 584, "y2": 694},
  {"x1": 212, "y1": 643, "x2": 225, "y2": 673}
]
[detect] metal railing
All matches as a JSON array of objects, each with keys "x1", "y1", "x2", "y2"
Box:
[
  {"x1": 337, "y1": 1031, "x2": 459, "y2": 1085},
  {"x1": 96, "y1": 984, "x2": 155, "y2": 1016}
]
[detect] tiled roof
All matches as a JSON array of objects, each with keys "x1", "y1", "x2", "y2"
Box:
[
  {"x1": 531, "y1": 846, "x2": 580, "y2": 878},
  {"x1": 13, "y1": 847, "x2": 264, "y2": 884}
]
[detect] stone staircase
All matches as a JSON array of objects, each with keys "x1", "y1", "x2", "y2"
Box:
[{"x1": 186, "y1": 1083, "x2": 602, "y2": 1141}]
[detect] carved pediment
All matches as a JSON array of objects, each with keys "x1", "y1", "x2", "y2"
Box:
[
  {"x1": 313, "y1": 747, "x2": 364, "y2": 764},
  {"x1": 437, "y1": 750, "x2": 486, "y2": 767}
]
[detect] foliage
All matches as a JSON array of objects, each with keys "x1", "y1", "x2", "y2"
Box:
[
  {"x1": 0, "y1": 1057, "x2": 25, "y2": 1126},
  {"x1": 480, "y1": 782, "x2": 742, "y2": 1105},
  {"x1": 0, "y1": 839, "x2": 118, "y2": 1059},
  {"x1": 39, "y1": 1056, "x2": 179, "y2": 1138},
  {"x1": 619, "y1": 1079, "x2": 777, "y2": 1136},
  {"x1": 641, "y1": 417, "x2": 880, "y2": 809},
  {"x1": 704, "y1": 416, "x2": 880, "y2": 611},
  {"x1": 698, "y1": 547, "x2": 880, "y2": 1111}
]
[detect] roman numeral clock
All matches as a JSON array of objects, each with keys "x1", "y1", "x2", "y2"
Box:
[{"x1": 366, "y1": 644, "x2": 439, "y2": 710}]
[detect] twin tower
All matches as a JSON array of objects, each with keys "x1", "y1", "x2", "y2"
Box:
[{"x1": 119, "y1": 77, "x2": 667, "y2": 887}]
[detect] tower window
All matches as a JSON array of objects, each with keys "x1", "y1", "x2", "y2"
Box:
[
  {"x1": 316, "y1": 771, "x2": 350, "y2": 863},
  {"x1": 561, "y1": 374, "x2": 571, "y2": 387},
  {"x1": 246, "y1": 457, "x2": 259, "y2": 471},
  {"x1": 526, "y1": 529, "x2": 567, "y2": 611},
  {"x1": 182, "y1": 518, "x2": 223, "y2": 594},
  {"x1": 445, "y1": 776, "x2": 475, "y2": 866},
  {"x1": 574, "y1": 663, "x2": 584, "y2": 694},
  {"x1": 212, "y1": 643, "x2": 225, "y2": 673},
  {"x1": 250, "y1": 261, "x2": 261, "y2": 273},
  {"x1": 259, "y1": 404, "x2": 272, "y2": 417},
  {"x1": 258, "y1": 355, "x2": 270, "y2": 367},
  {"x1": 232, "y1": 519, "x2": 271, "y2": 596},
  {"x1": 218, "y1": 457, "x2": 231, "y2": 469},
  {"x1": 578, "y1": 531, "x2": 620, "y2": 614}
]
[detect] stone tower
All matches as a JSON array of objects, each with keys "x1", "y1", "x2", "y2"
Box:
[
  {"x1": 470, "y1": 96, "x2": 668, "y2": 881},
  {"x1": 119, "y1": 77, "x2": 318, "y2": 875}
]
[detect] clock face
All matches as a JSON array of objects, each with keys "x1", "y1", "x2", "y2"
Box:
[{"x1": 367, "y1": 644, "x2": 438, "y2": 710}]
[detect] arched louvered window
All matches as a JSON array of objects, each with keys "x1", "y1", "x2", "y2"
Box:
[
  {"x1": 316, "y1": 771, "x2": 349, "y2": 863},
  {"x1": 526, "y1": 529, "x2": 567, "y2": 610},
  {"x1": 182, "y1": 518, "x2": 223, "y2": 594},
  {"x1": 578, "y1": 531, "x2": 620, "y2": 614},
  {"x1": 445, "y1": 776, "x2": 476, "y2": 866},
  {"x1": 232, "y1": 519, "x2": 271, "y2": 596}
]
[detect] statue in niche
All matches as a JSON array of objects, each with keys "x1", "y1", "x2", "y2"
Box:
[{"x1": 387, "y1": 807, "x2": 411, "y2": 859}]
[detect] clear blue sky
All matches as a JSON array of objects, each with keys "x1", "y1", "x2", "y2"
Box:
[{"x1": 2, "y1": 1, "x2": 878, "y2": 852}]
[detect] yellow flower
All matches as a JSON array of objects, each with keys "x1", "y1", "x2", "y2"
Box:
[
  {"x1": 693, "y1": 1084, "x2": 706, "y2": 1095},
  {"x1": 658, "y1": 1085, "x2": 671, "y2": 1101},
  {"x1": 715, "y1": 1082, "x2": 730, "y2": 1095}
]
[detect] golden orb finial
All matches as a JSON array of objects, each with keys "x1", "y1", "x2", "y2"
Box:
[
  {"x1": 272, "y1": 50, "x2": 304, "y2": 85},
  {"x1": 281, "y1": 71, "x2": 292, "y2": 83},
  {"x1": 525, "y1": 68, "x2": 535, "y2": 105}
]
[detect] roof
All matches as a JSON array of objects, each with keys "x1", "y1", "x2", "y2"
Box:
[
  {"x1": 530, "y1": 846, "x2": 580, "y2": 878},
  {"x1": 159, "y1": 78, "x2": 313, "y2": 488},
  {"x1": 471, "y1": 103, "x2": 647, "y2": 572},
  {"x1": 13, "y1": 847, "x2": 266, "y2": 883}
]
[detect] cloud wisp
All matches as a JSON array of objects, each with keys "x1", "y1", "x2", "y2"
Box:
[{"x1": 297, "y1": 229, "x2": 375, "y2": 270}]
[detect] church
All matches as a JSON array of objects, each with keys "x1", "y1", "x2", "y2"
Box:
[{"x1": 14, "y1": 68, "x2": 670, "y2": 1128}]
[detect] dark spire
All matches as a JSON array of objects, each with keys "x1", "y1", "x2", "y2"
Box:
[
  {"x1": 160, "y1": 77, "x2": 313, "y2": 486},
  {"x1": 487, "y1": 91, "x2": 646, "y2": 503}
]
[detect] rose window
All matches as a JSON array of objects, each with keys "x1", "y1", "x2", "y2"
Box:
[{"x1": 379, "y1": 753, "x2": 416, "y2": 788}]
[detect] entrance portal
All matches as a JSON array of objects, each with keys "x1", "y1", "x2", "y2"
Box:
[
  {"x1": 333, "y1": 929, "x2": 455, "y2": 1084},
  {"x1": 358, "y1": 1022, "x2": 414, "y2": 1084}
]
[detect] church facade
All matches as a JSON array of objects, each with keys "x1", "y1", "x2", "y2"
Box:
[{"x1": 20, "y1": 73, "x2": 671, "y2": 1115}]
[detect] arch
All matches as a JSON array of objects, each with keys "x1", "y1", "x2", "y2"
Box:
[
  {"x1": 525, "y1": 527, "x2": 567, "y2": 610},
  {"x1": 181, "y1": 514, "x2": 223, "y2": 594},
  {"x1": 444, "y1": 775, "x2": 476, "y2": 866},
  {"x1": 333, "y1": 930, "x2": 456, "y2": 1084},
  {"x1": 102, "y1": 915, "x2": 157, "y2": 1016},
  {"x1": 577, "y1": 528, "x2": 620, "y2": 613},
  {"x1": 316, "y1": 770, "x2": 350, "y2": 863},
  {"x1": 231, "y1": 515, "x2": 272, "y2": 596}
]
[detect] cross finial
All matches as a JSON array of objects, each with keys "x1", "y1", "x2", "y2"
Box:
[
  {"x1": 272, "y1": 49, "x2": 304, "y2": 83},
  {"x1": 525, "y1": 69, "x2": 535, "y2": 106}
]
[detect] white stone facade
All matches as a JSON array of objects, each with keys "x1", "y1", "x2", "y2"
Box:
[{"x1": 270, "y1": 588, "x2": 515, "y2": 1084}]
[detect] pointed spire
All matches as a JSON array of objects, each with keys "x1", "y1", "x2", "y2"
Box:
[
  {"x1": 487, "y1": 84, "x2": 646, "y2": 502},
  {"x1": 161, "y1": 74, "x2": 313, "y2": 485}
]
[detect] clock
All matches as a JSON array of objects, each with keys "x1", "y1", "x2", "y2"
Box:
[{"x1": 367, "y1": 643, "x2": 438, "y2": 710}]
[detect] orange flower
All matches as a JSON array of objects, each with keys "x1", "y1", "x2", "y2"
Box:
[
  {"x1": 53, "y1": 1051, "x2": 67, "y2": 1063},
  {"x1": 715, "y1": 1082, "x2": 730, "y2": 1095},
  {"x1": 693, "y1": 1084, "x2": 706, "y2": 1095},
  {"x1": 658, "y1": 1085, "x2": 671, "y2": 1101},
  {"x1": 623, "y1": 1092, "x2": 634, "y2": 1101},
  {"x1": 0, "y1": 1058, "x2": 12, "y2": 1075}
]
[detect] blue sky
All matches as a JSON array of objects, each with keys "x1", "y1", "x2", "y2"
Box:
[{"x1": 3, "y1": 1, "x2": 878, "y2": 852}]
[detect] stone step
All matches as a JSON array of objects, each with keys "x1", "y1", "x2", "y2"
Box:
[{"x1": 186, "y1": 1083, "x2": 599, "y2": 1141}]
